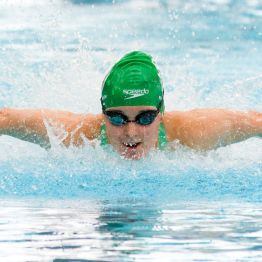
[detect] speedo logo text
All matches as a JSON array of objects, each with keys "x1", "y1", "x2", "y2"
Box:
[{"x1": 123, "y1": 89, "x2": 149, "y2": 100}]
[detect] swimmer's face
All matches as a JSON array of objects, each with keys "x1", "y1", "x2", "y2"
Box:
[{"x1": 104, "y1": 106, "x2": 161, "y2": 160}]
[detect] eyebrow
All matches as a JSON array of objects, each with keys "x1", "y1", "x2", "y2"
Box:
[
  {"x1": 138, "y1": 109, "x2": 157, "y2": 113},
  {"x1": 105, "y1": 110, "x2": 125, "y2": 114},
  {"x1": 105, "y1": 109, "x2": 157, "y2": 114}
]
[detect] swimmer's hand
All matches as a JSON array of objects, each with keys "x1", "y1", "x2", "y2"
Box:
[
  {"x1": 0, "y1": 108, "x2": 51, "y2": 148},
  {"x1": 0, "y1": 108, "x2": 102, "y2": 149},
  {"x1": 164, "y1": 109, "x2": 262, "y2": 150}
]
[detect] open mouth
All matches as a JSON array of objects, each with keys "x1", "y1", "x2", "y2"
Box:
[{"x1": 123, "y1": 142, "x2": 141, "y2": 149}]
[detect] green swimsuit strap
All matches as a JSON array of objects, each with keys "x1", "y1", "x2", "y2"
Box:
[
  {"x1": 100, "y1": 123, "x2": 108, "y2": 146},
  {"x1": 158, "y1": 122, "x2": 167, "y2": 149},
  {"x1": 99, "y1": 122, "x2": 167, "y2": 149}
]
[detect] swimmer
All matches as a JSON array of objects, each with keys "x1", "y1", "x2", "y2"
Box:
[{"x1": 0, "y1": 51, "x2": 261, "y2": 159}]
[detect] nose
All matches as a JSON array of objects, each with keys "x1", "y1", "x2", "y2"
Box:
[{"x1": 124, "y1": 122, "x2": 139, "y2": 138}]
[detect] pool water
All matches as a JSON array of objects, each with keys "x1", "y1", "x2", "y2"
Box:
[
  {"x1": 0, "y1": 0, "x2": 261, "y2": 261},
  {"x1": 1, "y1": 200, "x2": 262, "y2": 261}
]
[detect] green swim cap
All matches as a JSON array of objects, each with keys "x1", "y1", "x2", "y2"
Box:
[{"x1": 101, "y1": 51, "x2": 164, "y2": 113}]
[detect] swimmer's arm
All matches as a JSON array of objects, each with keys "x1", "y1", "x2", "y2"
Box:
[
  {"x1": 165, "y1": 109, "x2": 262, "y2": 150},
  {"x1": 0, "y1": 108, "x2": 102, "y2": 148}
]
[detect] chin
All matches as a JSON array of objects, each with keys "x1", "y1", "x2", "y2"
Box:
[
  {"x1": 120, "y1": 147, "x2": 147, "y2": 160},
  {"x1": 122, "y1": 152, "x2": 143, "y2": 160}
]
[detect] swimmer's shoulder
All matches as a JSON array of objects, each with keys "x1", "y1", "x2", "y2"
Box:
[
  {"x1": 80, "y1": 113, "x2": 104, "y2": 140},
  {"x1": 162, "y1": 109, "x2": 230, "y2": 148},
  {"x1": 162, "y1": 111, "x2": 185, "y2": 142},
  {"x1": 42, "y1": 112, "x2": 104, "y2": 147},
  {"x1": 163, "y1": 109, "x2": 208, "y2": 142},
  {"x1": 63, "y1": 113, "x2": 103, "y2": 146}
]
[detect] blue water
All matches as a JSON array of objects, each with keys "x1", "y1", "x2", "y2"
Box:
[{"x1": 0, "y1": 0, "x2": 261, "y2": 261}]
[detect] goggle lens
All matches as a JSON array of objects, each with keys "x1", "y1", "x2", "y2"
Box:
[
  {"x1": 108, "y1": 114, "x2": 128, "y2": 126},
  {"x1": 136, "y1": 111, "x2": 158, "y2": 125}
]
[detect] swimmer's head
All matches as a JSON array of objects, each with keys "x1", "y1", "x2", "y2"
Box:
[
  {"x1": 101, "y1": 51, "x2": 164, "y2": 113},
  {"x1": 101, "y1": 51, "x2": 165, "y2": 159}
]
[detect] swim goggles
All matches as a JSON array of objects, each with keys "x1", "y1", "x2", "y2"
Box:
[{"x1": 103, "y1": 109, "x2": 160, "y2": 126}]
